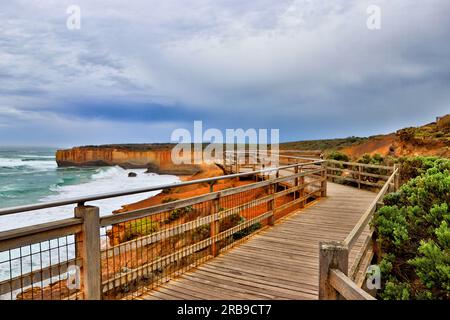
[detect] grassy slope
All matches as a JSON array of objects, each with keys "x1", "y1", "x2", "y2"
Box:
[{"x1": 281, "y1": 114, "x2": 450, "y2": 159}]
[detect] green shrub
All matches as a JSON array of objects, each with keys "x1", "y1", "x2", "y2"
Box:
[
  {"x1": 408, "y1": 222, "x2": 450, "y2": 292},
  {"x1": 167, "y1": 205, "x2": 194, "y2": 222},
  {"x1": 372, "y1": 156, "x2": 450, "y2": 299},
  {"x1": 233, "y1": 216, "x2": 262, "y2": 240},
  {"x1": 381, "y1": 280, "x2": 411, "y2": 300},
  {"x1": 125, "y1": 218, "x2": 159, "y2": 240},
  {"x1": 327, "y1": 151, "x2": 349, "y2": 162},
  {"x1": 397, "y1": 156, "x2": 450, "y2": 184},
  {"x1": 357, "y1": 153, "x2": 389, "y2": 177},
  {"x1": 193, "y1": 224, "x2": 210, "y2": 241},
  {"x1": 358, "y1": 153, "x2": 384, "y2": 165}
]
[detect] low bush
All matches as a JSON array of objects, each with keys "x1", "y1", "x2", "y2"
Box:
[
  {"x1": 327, "y1": 151, "x2": 350, "y2": 162},
  {"x1": 372, "y1": 156, "x2": 450, "y2": 299},
  {"x1": 124, "y1": 218, "x2": 159, "y2": 241}
]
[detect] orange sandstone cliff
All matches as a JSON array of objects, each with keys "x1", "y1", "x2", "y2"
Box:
[{"x1": 56, "y1": 144, "x2": 206, "y2": 175}]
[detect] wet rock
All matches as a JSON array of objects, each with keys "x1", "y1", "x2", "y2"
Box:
[{"x1": 128, "y1": 172, "x2": 137, "y2": 178}]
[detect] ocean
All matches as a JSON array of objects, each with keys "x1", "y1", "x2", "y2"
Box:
[{"x1": 0, "y1": 147, "x2": 180, "y2": 293}]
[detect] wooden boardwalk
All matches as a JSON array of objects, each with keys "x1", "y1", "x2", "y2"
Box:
[{"x1": 139, "y1": 182, "x2": 375, "y2": 300}]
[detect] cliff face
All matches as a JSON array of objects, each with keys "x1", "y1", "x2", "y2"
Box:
[{"x1": 56, "y1": 146, "x2": 205, "y2": 175}]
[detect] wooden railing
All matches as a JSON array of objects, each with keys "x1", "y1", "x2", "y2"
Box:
[
  {"x1": 318, "y1": 166, "x2": 399, "y2": 300},
  {"x1": 0, "y1": 153, "x2": 326, "y2": 300},
  {"x1": 326, "y1": 159, "x2": 397, "y2": 189}
]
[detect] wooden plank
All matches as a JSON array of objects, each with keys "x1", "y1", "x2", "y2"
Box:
[
  {"x1": 182, "y1": 271, "x2": 280, "y2": 299},
  {"x1": 349, "y1": 232, "x2": 373, "y2": 279},
  {"x1": 354, "y1": 248, "x2": 374, "y2": 288},
  {"x1": 329, "y1": 269, "x2": 375, "y2": 300}
]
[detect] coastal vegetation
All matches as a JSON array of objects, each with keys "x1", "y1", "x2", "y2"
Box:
[
  {"x1": 281, "y1": 136, "x2": 367, "y2": 152},
  {"x1": 372, "y1": 156, "x2": 450, "y2": 300}
]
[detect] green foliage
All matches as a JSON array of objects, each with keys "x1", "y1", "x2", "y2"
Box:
[
  {"x1": 380, "y1": 280, "x2": 411, "y2": 300},
  {"x1": 193, "y1": 224, "x2": 210, "y2": 241},
  {"x1": 379, "y1": 253, "x2": 395, "y2": 276},
  {"x1": 373, "y1": 206, "x2": 409, "y2": 247},
  {"x1": 167, "y1": 205, "x2": 194, "y2": 222},
  {"x1": 281, "y1": 136, "x2": 367, "y2": 151},
  {"x1": 327, "y1": 151, "x2": 349, "y2": 162},
  {"x1": 356, "y1": 153, "x2": 389, "y2": 177},
  {"x1": 219, "y1": 213, "x2": 242, "y2": 232},
  {"x1": 125, "y1": 218, "x2": 159, "y2": 240},
  {"x1": 233, "y1": 216, "x2": 262, "y2": 240},
  {"x1": 408, "y1": 223, "x2": 450, "y2": 292},
  {"x1": 373, "y1": 156, "x2": 450, "y2": 300},
  {"x1": 358, "y1": 153, "x2": 384, "y2": 165},
  {"x1": 397, "y1": 156, "x2": 450, "y2": 184}
]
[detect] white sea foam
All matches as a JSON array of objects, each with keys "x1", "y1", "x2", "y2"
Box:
[
  {"x1": 18, "y1": 155, "x2": 55, "y2": 159},
  {"x1": 0, "y1": 157, "x2": 57, "y2": 170}
]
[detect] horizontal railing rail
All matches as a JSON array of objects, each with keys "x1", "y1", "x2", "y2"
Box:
[
  {"x1": 325, "y1": 159, "x2": 395, "y2": 189},
  {"x1": 0, "y1": 159, "x2": 324, "y2": 217},
  {"x1": 329, "y1": 269, "x2": 376, "y2": 300}
]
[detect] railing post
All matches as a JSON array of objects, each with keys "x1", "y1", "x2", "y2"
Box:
[
  {"x1": 268, "y1": 182, "x2": 276, "y2": 226},
  {"x1": 299, "y1": 175, "x2": 305, "y2": 208},
  {"x1": 358, "y1": 165, "x2": 362, "y2": 189},
  {"x1": 74, "y1": 205, "x2": 101, "y2": 300},
  {"x1": 321, "y1": 162, "x2": 327, "y2": 197},
  {"x1": 210, "y1": 196, "x2": 220, "y2": 257},
  {"x1": 393, "y1": 164, "x2": 400, "y2": 191},
  {"x1": 319, "y1": 241, "x2": 349, "y2": 300},
  {"x1": 295, "y1": 165, "x2": 306, "y2": 209}
]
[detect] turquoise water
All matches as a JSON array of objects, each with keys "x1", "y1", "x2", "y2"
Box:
[{"x1": 0, "y1": 147, "x2": 99, "y2": 208}]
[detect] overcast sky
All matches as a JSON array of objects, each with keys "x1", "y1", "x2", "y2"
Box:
[{"x1": 0, "y1": 0, "x2": 449, "y2": 147}]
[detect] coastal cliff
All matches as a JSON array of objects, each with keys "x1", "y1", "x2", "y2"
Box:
[{"x1": 56, "y1": 144, "x2": 205, "y2": 175}]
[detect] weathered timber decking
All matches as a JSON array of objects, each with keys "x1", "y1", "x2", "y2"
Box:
[{"x1": 139, "y1": 182, "x2": 375, "y2": 300}]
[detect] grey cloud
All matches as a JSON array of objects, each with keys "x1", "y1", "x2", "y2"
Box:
[{"x1": 0, "y1": 0, "x2": 449, "y2": 144}]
